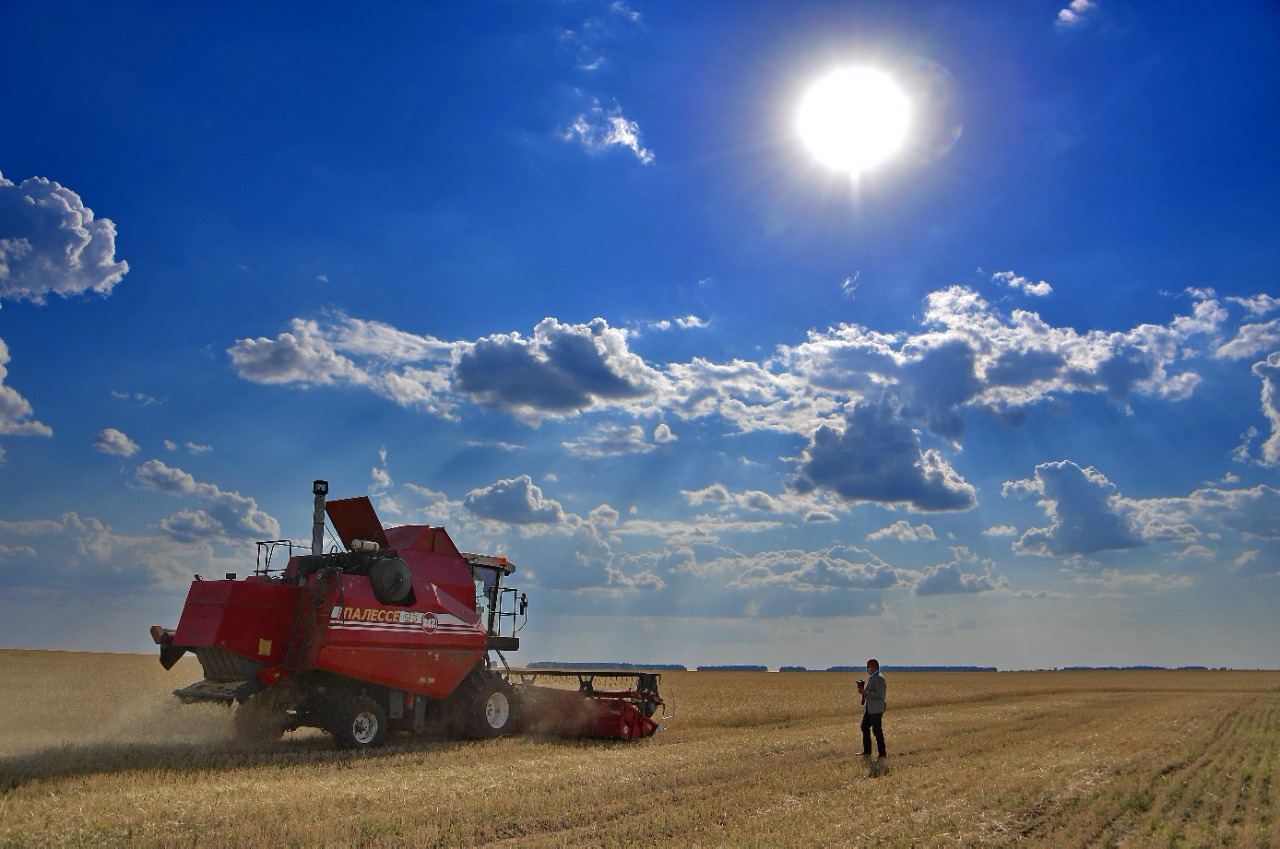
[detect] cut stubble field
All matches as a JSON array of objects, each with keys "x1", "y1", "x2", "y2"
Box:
[{"x1": 0, "y1": 650, "x2": 1277, "y2": 847}]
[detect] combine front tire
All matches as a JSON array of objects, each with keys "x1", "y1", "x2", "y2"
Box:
[
  {"x1": 457, "y1": 672, "x2": 519, "y2": 739},
  {"x1": 329, "y1": 695, "x2": 388, "y2": 749}
]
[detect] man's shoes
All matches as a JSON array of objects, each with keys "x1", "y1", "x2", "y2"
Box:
[{"x1": 858, "y1": 751, "x2": 872, "y2": 757}]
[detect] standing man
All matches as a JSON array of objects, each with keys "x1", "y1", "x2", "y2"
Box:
[{"x1": 857, "y1": 658, "x2": 887, "y2": 758}]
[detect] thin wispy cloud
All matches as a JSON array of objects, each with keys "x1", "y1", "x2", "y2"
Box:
[
  {"x1": 563, "y1": 101, "x2": 655, "y2": 164},
  {"x1": 111, "y1": 390, "x2": 159, "y2": 406}
]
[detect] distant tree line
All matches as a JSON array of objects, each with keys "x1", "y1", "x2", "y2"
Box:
[
  {"x1": 825, "y1": 665, "x2": 999, "y2": 672},
  {"x1": 526, "y1": 662, "x2": 1219, "y2": 673},
  {"x1": 527, "y1": 661, "x2": 688, "y2": 671},
  {"x1": 1058, "y1": 665, "x2": 1210, "y2": 671}
]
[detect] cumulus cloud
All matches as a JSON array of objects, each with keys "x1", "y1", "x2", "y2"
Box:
[
  {"x1": 463, "y1": 474, "x2": 566, "y2": 525},
  {"x1": 1215, "y1": 319, "x2": 1280, "y2": 360},
  {"x1": 231, "y1": 283, "x2": 1251, "y2": 455},
  {"x1": 588, "y1": 503, "x2": 620, "y2": 527},
  {"x1": 0, "y1": 172, "x2": 128, "y2": 303},
  {"x1": 563, "y1": 421, "x2": 655, "y2": 457},
  {"x1": 154, "y1": 509, "x2": 225, "y2": 543},
  {"x1": 653, "y1": 422, "x2": 677, "y2": 443},
  {"x1": 0, "y1": 338, "x2": 52, "y2": 436},
  {"x1": 563, "y1": 100, "x2": 654, "y2": 164},
  {"x1": 778, "y1": 285, "x2": 1226, "y2": 442},
  {"x1": 228, "y1": 318, "x2": 371, "y2": 386},
  {"x1": 867, "y1": 520, "x2": 936, "y2": 543},
  {"x1": 0, "y1": 512, "x2": 114, "y2": 562},
  {"x1": 1136, "y1": 484, "x2": 1280, "y2": 541},
  {"x1": 370, "y1": 463, "x2": 391, "y2": 494},
  {"x1": 1251, "y1": 352, "x2": 1280, "y2": 466},
  {"x1": 1003, "y1": 460, "x2": 1143, "y2": 556},
  {"x1": 0, "y1": 175, "x2": 125, "y2": 440},
  {"x1": 983, "y1": 524, "x2": 1018, "y2": 537},
  {"x1": 664, "y1": 355, "x2": 823, "y2": 435},
  {"x1": 1056, "y1": 0, "x2": 1095, "y2": 27},
  {"x1": 538, "y1": 523, "x2": 664, "y2": 592},
  {"x1": 92, "y1": 427, "x2": 139, "y2": 457},
  {"x1": 791, "y1": 402, "x2": 977, "y2": 512},
  {"x1": 680, "y1": 483, "x2": 798, "y2": 515},
  {"x1": 227, "y1": 315, "x2": 455, "y2": 417},
  {"x1": 1005, "y1": 454, "x2": 1280, "y2": 563},
  {"x1": 682, "y1": 483, "x2": 730, "y2": 507},
  {"x1": 456, "y1": 317, "x2": 662, "y2": 422},
  {"x1": 1227, "y1": 294, "x2": 1280, "y2": 316},
  {"x1": 0, "y1": 510, "x2": 244, "y2": 588},
  {"x1": 401, "y1": 483, "x2": 462, "y2": 526},
  {"x1": 135, "y1": 459, "x2": 280, "y2": 539},
  {"x1": 226, "y1": 285, "x2": 1276, "y2": 523},
  {"x1": 0, "y1": 542, "x2": 36, "y2": 561},
  {"x1": 914, "y1": 562, "x2": 1005, "y2": 595},
  {"x1": 1231, "y1": 427, "x2": 1258, "y2": 465},
  {"x1": 696, "y1": 545, "x2": 900, "y2": 592},
  {"x1": 993, "y1": 270, "x2": 1053, "y2": 297},
  {"x1": 737, "y1": 490, "x2": 783, "y2": 512}
]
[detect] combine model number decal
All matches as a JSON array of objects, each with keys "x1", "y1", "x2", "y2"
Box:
[{"x1": 328, "y1": 606, "x2": 471, "y2": 634}]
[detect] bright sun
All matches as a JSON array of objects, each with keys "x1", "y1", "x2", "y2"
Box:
[{"x1": 798, "y1": 67, "x2": 911, "y2": 176}]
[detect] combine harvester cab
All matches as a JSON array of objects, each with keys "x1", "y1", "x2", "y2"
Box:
[{"x1": 151, "y1": 480, "x2": 666, "y2": 748}]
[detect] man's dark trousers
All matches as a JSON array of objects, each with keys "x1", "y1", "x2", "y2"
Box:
[{"x1": 861, "y1": 710, "x2": 885, "y2": 757}]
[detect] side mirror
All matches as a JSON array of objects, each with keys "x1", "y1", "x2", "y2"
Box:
[{"x1": 519, "y1": 593, "x2": 528, "y2": 615}]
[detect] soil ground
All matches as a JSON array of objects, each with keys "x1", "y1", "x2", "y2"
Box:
[{"x1": 1, "y1": 649, "x2": 1277, "y2": 847}]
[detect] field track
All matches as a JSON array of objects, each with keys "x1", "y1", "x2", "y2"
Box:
[{"x1": 1, "y1": 650, "x2": 1277, "y2": 847}]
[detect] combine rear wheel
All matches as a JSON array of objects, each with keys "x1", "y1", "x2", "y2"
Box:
[
  {"x1": 328, "y1": 695, "x2": 388, "y2": 749},
  {"x1": 456, "y1": 671, "x2": 519, "y2": 739}
]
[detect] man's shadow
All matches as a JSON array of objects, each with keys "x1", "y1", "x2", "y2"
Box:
[{"x1": 866, "y1": 756, "x2": 890, "y2": 778}]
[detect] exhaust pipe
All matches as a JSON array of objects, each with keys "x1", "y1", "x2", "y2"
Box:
[{"x1": 311, "y1": 479, "x2": 328, "y2": 555}]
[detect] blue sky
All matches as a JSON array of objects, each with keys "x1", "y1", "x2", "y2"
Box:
[{"x1": 1, "y1": 1, "x2": 1278, "y2": 668}]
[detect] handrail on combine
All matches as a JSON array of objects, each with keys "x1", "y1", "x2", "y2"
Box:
[
  {"x1": 492, "y1": 585, "x2": 528, "y2": 639},
  {"x1": 253, "y1": 539, "x2": 306, "y2": 576}
]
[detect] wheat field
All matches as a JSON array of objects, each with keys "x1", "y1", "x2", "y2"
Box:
[{"x1": 1, "y1": 649, "x2": 1277, "y2": 847}]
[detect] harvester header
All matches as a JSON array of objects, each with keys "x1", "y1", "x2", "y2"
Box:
[{"x1": 150, "y1": 480, "x2": 666, "y2": 747}]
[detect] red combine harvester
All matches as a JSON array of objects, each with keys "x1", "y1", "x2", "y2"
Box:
[{"x1": 150, "y1": 480, "x2": 665, "y2": 748}]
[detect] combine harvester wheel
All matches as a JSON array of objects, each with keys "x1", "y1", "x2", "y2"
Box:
[
  {"x1": 452, "y1": 669, "x2": 520, "y2": 739},
  {"x1": 328, "y1": 695, "x2": 388, "y2": 749}
]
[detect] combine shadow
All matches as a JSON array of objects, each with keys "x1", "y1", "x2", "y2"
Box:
[
  {"x1": 0, "y1": 728, "x2": 638, "y2": 793},
  {"x1": 0, "y1": 733, "x2": 482, "y2": 792}
]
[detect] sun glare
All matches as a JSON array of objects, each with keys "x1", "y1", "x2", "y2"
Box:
[{"x1": 798, "y1": 67, "x2": 911, "y2": 176}]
